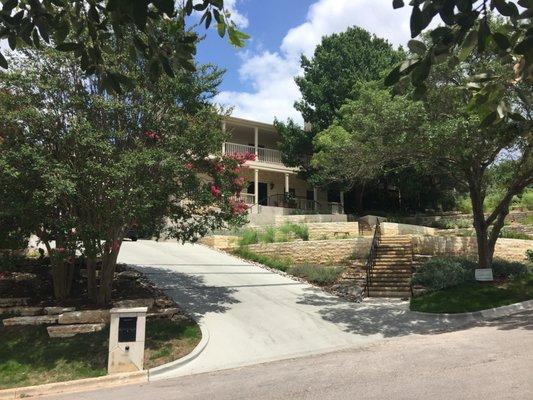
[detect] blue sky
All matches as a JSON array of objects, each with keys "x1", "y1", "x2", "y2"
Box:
[{"x1": 192, "y1": 0, "x2": 415, "y2": 124}]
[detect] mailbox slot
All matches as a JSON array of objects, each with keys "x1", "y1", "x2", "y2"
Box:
[{"x1": 118, "y1": 316, "x2": 137, "y2": 342}]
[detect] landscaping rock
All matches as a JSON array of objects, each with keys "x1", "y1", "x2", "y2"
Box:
[
  {"x1": 0, "y1": 297, "x2": 29, "y2": 307},
  {"x1": 116, "y1": 270, "x2": 141, "y2": 280},
  {"x1": 113, "y1": 298, "x2": 154, "y2": 309},
  {"x1": 44, "y1": 306, "x2": 76, "y2": 315},
  {"x1": 47, "y1": 323, "x2": 106, "y2": 338},
  {"x1": 147, "y1": 308, "x2": 180, "y2": 319},
  {"x1": 58, "y1": 310, "x2": 110, "y2": 325},
  {"x1": 0, "y1": 306, "x2": 43, "y2": 316},
  {"x1": 154, "y1": 297, "x2": 174, "y2": 308},
  {"x1": 3, "y1": 315, "x2": 58, "y2": 326}
]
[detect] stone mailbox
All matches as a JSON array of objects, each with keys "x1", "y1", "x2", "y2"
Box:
[{"x1": 108, "y1": 307, "x2": 147, "y2": 374}]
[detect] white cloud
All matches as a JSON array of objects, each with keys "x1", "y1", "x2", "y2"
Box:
[
  {"x1": 216, "y1": 0, "x2": 415, "y2": 124},
  {"x1": 224, "y1": 0, "x2": 249, "y2": 28}
]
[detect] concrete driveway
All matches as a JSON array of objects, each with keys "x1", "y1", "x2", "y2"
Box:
[{"x1": 118, "y1": 240, "x2": 475, "y2": 379}]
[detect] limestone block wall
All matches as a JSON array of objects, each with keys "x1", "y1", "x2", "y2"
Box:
[
  {"x1": 381, "y1": 222, "x2": 437, "y2": 236},
  {"x1": 246, "y1": 237, "x2": 371, "y2": 266},
  {"x1": 199, "y1": 235, "x2": 239, "y2": 251},
  {"x1": 306, "y1": 222, "x2": 359, "y2": 240},
  {"x1": 411, "y1": 235, "x2": 532, "y2": 262}
]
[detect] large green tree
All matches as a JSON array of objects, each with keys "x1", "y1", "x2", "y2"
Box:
[
  {"x1": 0, "y1": 0, "x2": 249, "y2": 93},
  {"x1": 313, "y1": 33, "x2": 532, "y2": 271},
  {"x1": 0, "y1": 26, "x2": 250, "y2": 304},
  {"x1": 295, "y1": 26, "x2": 403, "y2": 132}
]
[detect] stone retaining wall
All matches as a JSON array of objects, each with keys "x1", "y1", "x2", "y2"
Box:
[
  {"x1": 381, "y1": 222, "x2": 437, "y2": 236},
  {"x1": 307, "y1": 222, "x2": 359, "y2": 240},
  {"x1": 411, "y1": 235, "x2": 532, "y2": 262},
  {"x1": 274, "y1": 214, "x2": 348, "y2": 226},
  {"x1": 246, "y1": 237, "x2": 371, "y2": 266},
  {"x1": 199, "y1": 235, "x2": 239, "y2": 250}
]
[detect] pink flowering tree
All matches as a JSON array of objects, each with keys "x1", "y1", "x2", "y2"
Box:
[{"x1": 0, "y1": 31, "x2": 248, "y2": 305}]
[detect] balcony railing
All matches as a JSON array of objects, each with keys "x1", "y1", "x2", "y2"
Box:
[
  {"x1": 223, "y1": 142, "x2": 284, "y2": 165},
  {"x1": 236, "y1": 193, "x2": 256, "y2": 205}
]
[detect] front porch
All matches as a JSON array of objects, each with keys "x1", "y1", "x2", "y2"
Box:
[{"x1": 237, "y1": 167, "x2": 344, "y2": 215}]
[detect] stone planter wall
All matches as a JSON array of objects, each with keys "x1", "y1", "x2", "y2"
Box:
[
  {"x1": 306, "y1": 222, "x2": 359, "y2": 240},
  {"x1": 246, "y1": 237, "x2": 372, "y2": 266},
  {"x1": 199, "y1": 235, "x2": 239, "y2": 250},
  {"x1": 411, "y1": 235, "x2": 532, "y2": 262},
  {"x1": 380, "y1": 222, "x2": 437, "y2": 236}
]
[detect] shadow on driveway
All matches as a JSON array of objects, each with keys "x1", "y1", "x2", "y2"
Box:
[
  {"x1": 297, "y1": 288, "x2": 533, "y2": 338},
  {"x1": 134, "y1": 266, "x2": 241, "y2": 320}
]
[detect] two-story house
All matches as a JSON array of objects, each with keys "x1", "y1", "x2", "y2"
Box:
[{"x1": 222, "y1": 116, "x2": 345, "y2": 215}]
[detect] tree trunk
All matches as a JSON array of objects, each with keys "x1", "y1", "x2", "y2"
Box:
[
  {"x1": 469, "y1": 182, "x2": 491, "y2": 269},
  {"x1": 96, "y1": 241, "x2": 122, "y2": 307},
  {"x1": 51, "y1": 259, "x2": 74, "y2": 302},
  {"x1": 86, "y1": 255, "x2": 98, "y2": 303}
]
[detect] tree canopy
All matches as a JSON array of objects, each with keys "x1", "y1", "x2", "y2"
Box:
[
  {"x1": 387, "y1": 0, "x2": 532, "y2": 125},
  {"x1": 0, "y1": 25, "x2": 250, "y2": 304},
  {"x1": 0, "y1": 0, "x2": 249, "y2": 93}
]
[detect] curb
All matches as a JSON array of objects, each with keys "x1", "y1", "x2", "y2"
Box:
[
  {"x1": 0, "y1": 371, "x2": 148, "y2": 400},
  {"x1": 148, "y1": 319, "x2": 210, "y2": 381},
  {"x1": 409, "y1": 299, "x2": 533, "y2": 321}
]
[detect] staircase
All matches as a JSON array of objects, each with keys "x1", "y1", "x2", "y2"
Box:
[{"x1": 367, "y1": 235, "x2": 413, "y2": 298}]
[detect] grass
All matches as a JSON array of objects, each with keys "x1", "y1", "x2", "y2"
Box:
[
  {"x1": 289, "y1": 264, "x2": 345, "y2": 286},
  {"x1": 0, "y1": 318, "x2": 200, "y2": 389},
  {"x1": 232, "y1": 247, "x2": 290, "y2": 271},
  {"x1": 236, "y1": 222, "x2": 309, "y2": 246},
  {"x1": 498, "y1": 229, "x2": 531, "y2": 240},
  {"x1": 410, "y1": 274, "x2": 533, "y2": 314},
  {"x1": 233, "y1": 247, "x2": 344, "y2": 286}
]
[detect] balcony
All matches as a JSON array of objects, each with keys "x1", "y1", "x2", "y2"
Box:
[{"x1": 223, "y1": 142, "x2": 284, "y2": 165}]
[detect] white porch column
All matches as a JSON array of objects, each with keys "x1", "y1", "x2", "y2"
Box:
[
  {"x1": 221, "y1": 121, "x2": 226, "y2": 154},
  {"x1": 313, "y1": 187, "x2": 318, "y2": 202},
  {"x1": 340, "y1": 191, "x2": 345, "y2": 212},
  {"x1": 254, "y1": 169, "x2": 259, "y2": 206},
  {"x1": 254, "y1": 127, "x2": 259, "y2": 157},
  {"x1": 284, "y1": 173, "x2": 290, "y2": 193}
]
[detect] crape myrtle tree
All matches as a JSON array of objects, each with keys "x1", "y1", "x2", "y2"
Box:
[
  {"x1": 276, "y1": 26, "x2": 403, "y2": 173},
  {"x1": 0, "y1": 0, "x2": 249, "y2": 93},
  {"x1": 313, "y1": 27, "x2": 532, "y2": 271},
  {"x1": 0, "y1": 24, "x2": 252, "y2": 304}
]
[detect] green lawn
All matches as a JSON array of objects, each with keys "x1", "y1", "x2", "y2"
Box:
[
  {"x1": 0, "y1": 318, "x2": 200, "y2": 389},
  {"x1": 410, "y1": 274, "x2": 533, "y2": 314}
]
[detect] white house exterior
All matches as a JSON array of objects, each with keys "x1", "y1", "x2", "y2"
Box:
[{"x1": 222, "y1": 116, "x2": 344, "y2": 215}]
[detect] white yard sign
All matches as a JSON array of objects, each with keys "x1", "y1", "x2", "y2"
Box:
[{"x1": 475, "y1": 268, "x2": 494, "y2": 282}]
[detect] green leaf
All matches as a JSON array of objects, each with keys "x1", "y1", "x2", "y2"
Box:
[
  {"x1": 492, "y1": 32, "x2": 510, "y2": 50},
  {"x1": 131, "y1": 0, "x2": 148, "y2": 29},
  {"x1": 384, "y1": 65, "x2": 401, "y2": 86},
  {"x1": 0, "y1": 51, "x2": 7, "y2": 69},
  {"x1": 477, "y1": 20, "x2": 491, "y2": 53},
  {"x1": 160, "y1": 56, "x2": 175, "y2": 78},
  {"x1": 514, "y1": 35, "x2": 533, "y2": 59},
  {"x1": 392, "y1": 0, "x2": 404, "y2": 9},
  {"x1": 411, "y1": 57, "x2": 431, "y2": 86},
  {"x1": 410, "y1": 3, "x2": 424, "y2": 38},
  {"x1": 56, "y1": 42, "x2": 81, "y2": 51},
  {"x1": 458, "y1": 29, "x2": 477, "y2": 61},
  {"x1": 217, "y1": 21, "x2": 226, "y2": 38},
  {"x1": 154, "y1": 0, "x2": 175, "y2": 16},
  {"x1": 480, "y1": 111, "x2": 499, "y2": 127},
  {"x1": 492, "y1": 0, "x2": 519, "y2": 17},
  {"x1": 408, "y1": 39, "x2": 427, "y2": 56}
]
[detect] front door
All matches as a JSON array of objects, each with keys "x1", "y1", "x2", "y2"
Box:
[{"x1": 247, "y1": 182, "x2": 268, "y2": 206}]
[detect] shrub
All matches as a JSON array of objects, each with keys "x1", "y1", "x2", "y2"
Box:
[
  {"x1": 232, "y1": 247, "x2": 290, "y2": 272},
  {"x1": 457, "y1": 196, "x2": 472, "y2": 213},
  {"x1": 260, "y1": 227, "x2": 276, "y2": 243},
  {"x1": 498, "y1": 229, "x2": 531, "y2": 240},
  {"x1": 411, "y1": 257, "x2": 474, "y2": 291},
  {"x1": 434, "y1": 218, "x2": 471, "y2": 229},
  {"x1": 520, "y1": 190, "x2": 533, "y2": 211},
  {"x1": 238, "y1": 229, "x2": 259, "y2": 246},
  {"x1": 412, "y1": 256, "x2": 529, "y2": 291},
  {"x1": 277, "y1": 222, "x2": 309, "y2": 241},
  {"x1": 491, "y1": 258, "x2": 528, "y2": 279},
  {"x1": 526, "y1": 249, "x2": 533, "y2": 263},
  {"x1": 288, "y1": 264, "x2": 345, "y2": 286}
]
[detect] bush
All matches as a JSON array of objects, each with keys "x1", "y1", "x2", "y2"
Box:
[
  {"x1": 278, "y1": 222, "x2": 309, "y2": 241},
  {"x1": 411, "y1": 257, "x2": 474, "y2": 291},
  {"x1": 434, "y1": 218, "x2": 471, "y2": 229},
  {"x1": 412, "y1": 256, "x2": 529, "y2": 291},
  {"x1": 260, "y1": 227, "x2": 276, "y2": 243},
  {"x1": 238, "y1": 229, "x2": 259, "y2": 246},
  {"x1": 526, "y1": 249, "x2": 533, "y2": 263},
  {"x1": 457, "y1": 196, "x2": 472, "y2": 213},
  {"x1": 491, "y1": 258, "x2": 528, "y2": 279},
  {"x1": 520, "y1": 190, "x2": 533, "y2": 211},
  {"x1": 232, "y1": 247, "x2": 290, "y2": 272},
  {"x1": 498, "y1": 229, "x2": 531, "y2": 240},
  {"x1": 288, "y1": 264, "x2": 344, "y2": 286}
]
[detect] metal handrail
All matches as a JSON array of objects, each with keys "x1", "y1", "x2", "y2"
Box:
[
  {"x1": 265, "y1": 193, "x2": 322, "y2": 212},
  {"x1": 364, "y1": 219, "x2": 381, "y2": 297}
]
